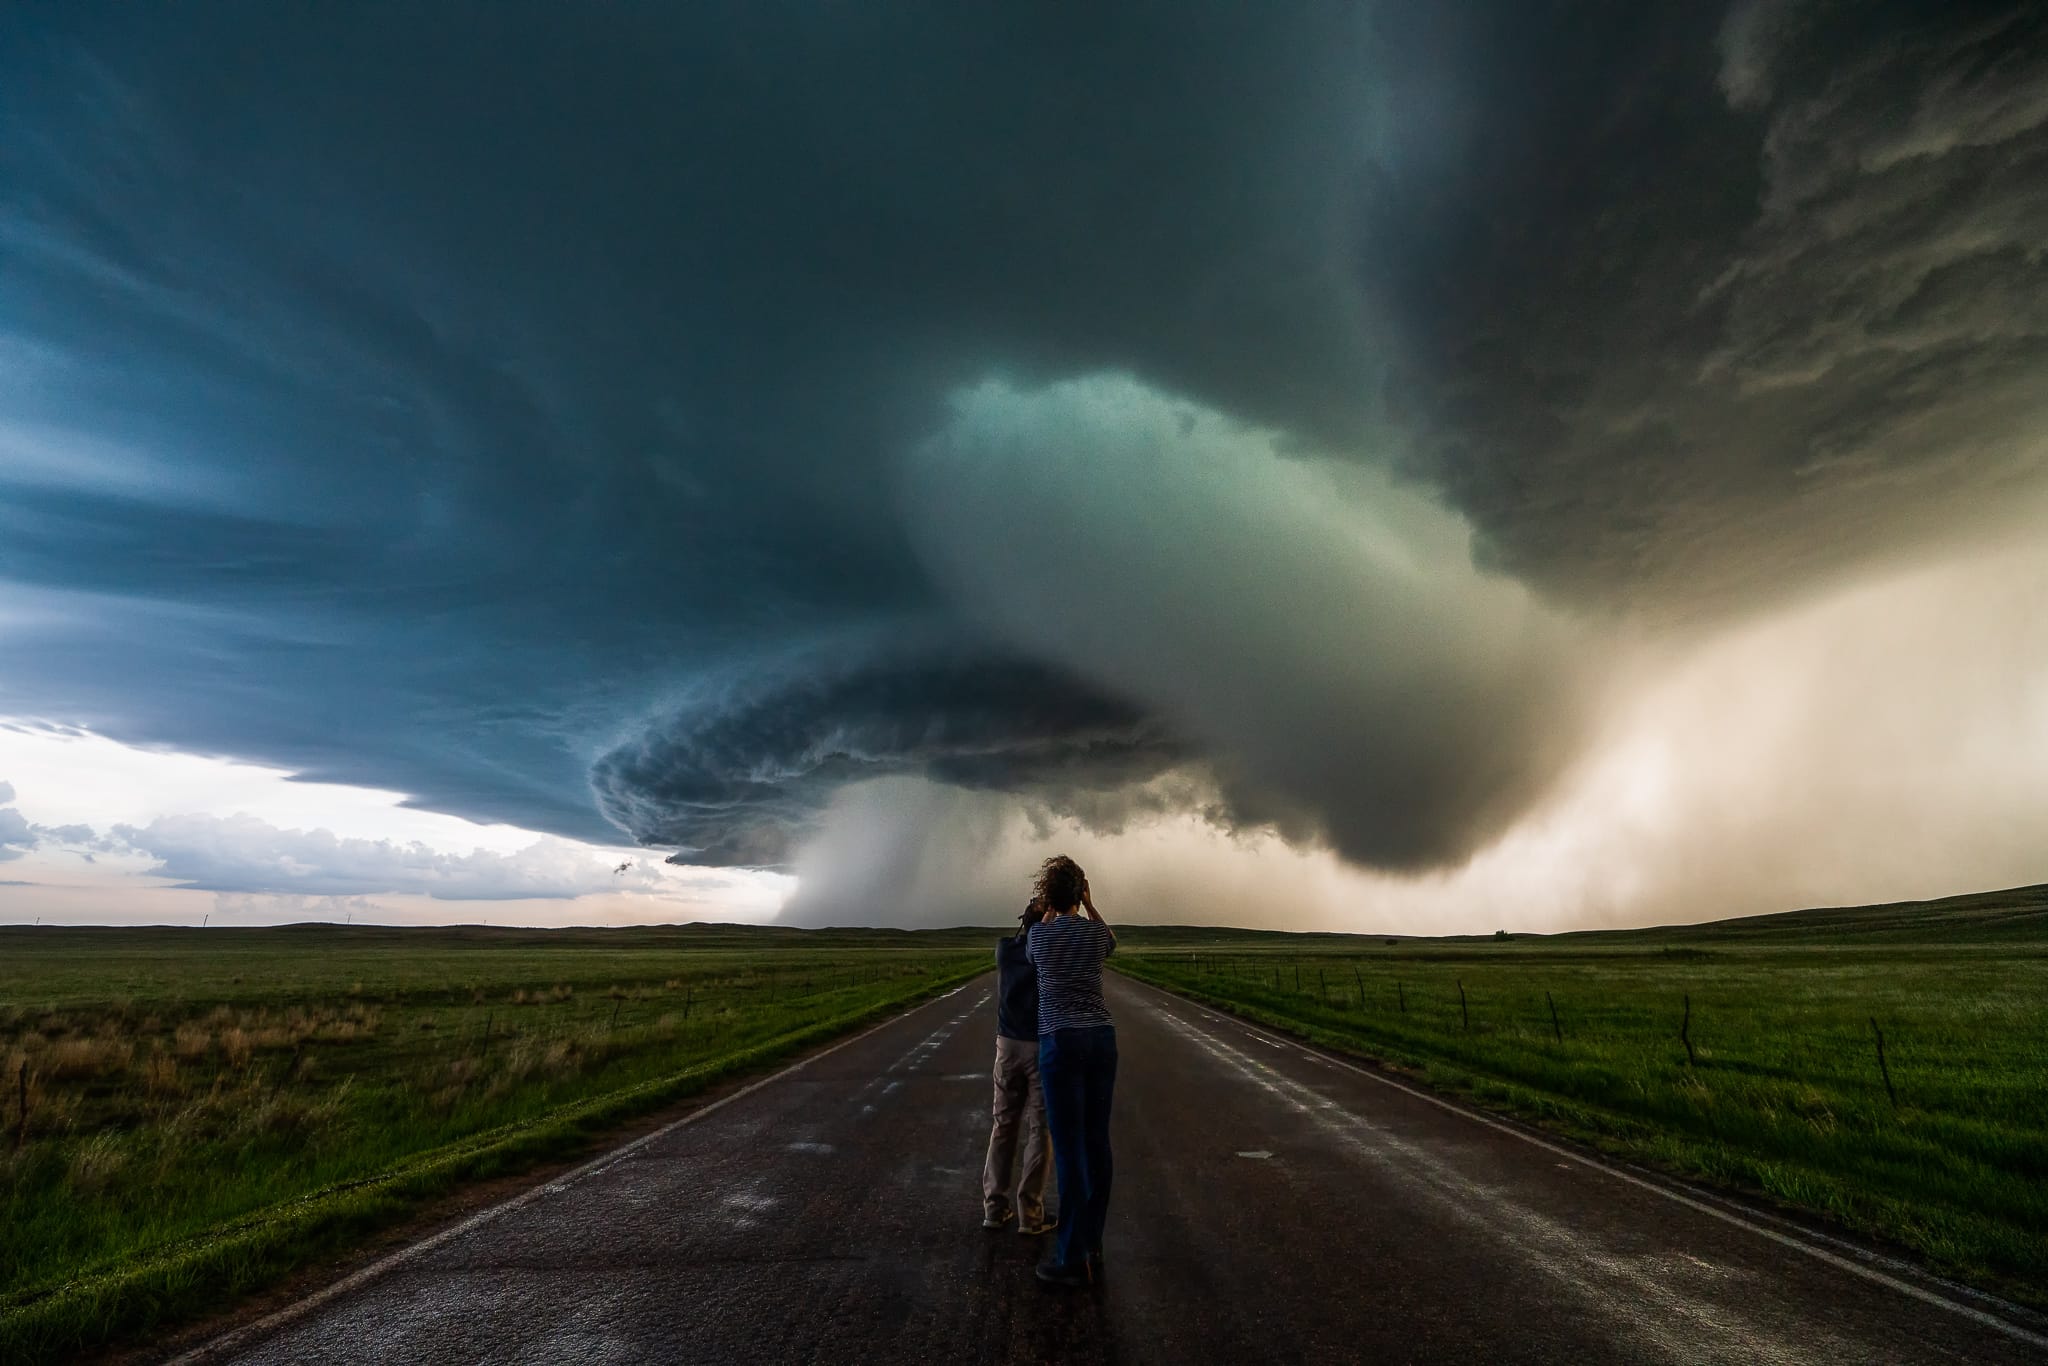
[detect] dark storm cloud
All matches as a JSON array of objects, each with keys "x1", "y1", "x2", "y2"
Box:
[
  {"x1": 591, "y1": 648, "x2": 1185, "y2": 868},
  {"x1": 1, "y1": 2, "x2": 2041, "y2": 878},
  {"x1": 1371, "y1": 0, "x2": 2048, "y2": 610}
]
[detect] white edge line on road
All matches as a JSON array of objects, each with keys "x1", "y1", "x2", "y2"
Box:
[
  {"x1": 167, "y1": 977, "x2": 988, "y2": 1366},
  {"x1": 1134, "y1": 980, "x2": 2048, "y2": 1353}
]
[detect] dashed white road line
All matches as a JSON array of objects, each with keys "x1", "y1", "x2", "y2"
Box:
[
  {"x1": 1130, "y1": 979, "x2": 2048, "y2": 1353},
  {"x1": 169, "y1": 977, "x2": 993, "y2": 1366}
]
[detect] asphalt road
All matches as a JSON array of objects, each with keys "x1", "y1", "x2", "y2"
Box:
[{"x1": 178, "y1": 972, "x2": 2048, "y2": 1365}]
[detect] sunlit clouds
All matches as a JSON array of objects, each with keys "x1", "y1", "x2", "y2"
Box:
[{"x1": 0, "y1": 726, "x2": 788, "y2": 925}]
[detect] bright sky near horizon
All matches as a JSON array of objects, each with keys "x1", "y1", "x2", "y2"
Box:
[{"x1": 3, "y1": 3, "x2": 2046, "y2": 932}]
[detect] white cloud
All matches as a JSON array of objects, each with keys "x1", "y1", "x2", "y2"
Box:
[
  {"x1": 0, "y1": 727, "x2": 793, "y2": 923},
  {"x1": 0, "y1": 801, "x2": 31, "y2": 861},
  {"x1": 107, "y1": 811, "x2": 693, "y2": 900}
]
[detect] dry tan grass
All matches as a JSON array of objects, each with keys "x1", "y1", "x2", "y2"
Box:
[
  {"x1": 219, "y1": 1027, "x2": 253, "y2": 1070},
  {"x1": 173, "y1": 1024, "x2": 213, "y2": 1060},
  {"x1": 7, "y1": 1067, "x2": 78, "y2": 1139},
  {"x1": 46, "y1": 1036, "x2": 135, "y2": 1083},
  {"x1": 143, "y1": 1050, "x2": 182, "y2": 1098},
  {"x1": 315, "y1": 1006, "x2": 380, "y2": 1042},
  {"x1": 492, "y1": 1036, "x2": 585, "y2": 1091}
]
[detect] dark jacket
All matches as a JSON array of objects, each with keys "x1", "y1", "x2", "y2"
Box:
[{"x1": 995, "y1": 933, "x2": 1039, "y2": 1041}]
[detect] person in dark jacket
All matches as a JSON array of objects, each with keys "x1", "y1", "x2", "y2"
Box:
[{"x1": 981, "y1": 897, "x2": 1054, "y2": 1234}]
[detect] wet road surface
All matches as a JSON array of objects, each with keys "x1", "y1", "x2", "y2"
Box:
[{"x1": 177, "y1": 972, "x2": 2048, "y2": 1365}]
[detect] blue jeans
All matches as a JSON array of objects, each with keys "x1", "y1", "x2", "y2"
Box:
[{"x1": 1038, "y1": 1024, "x2": 1117, "y2": 1269}]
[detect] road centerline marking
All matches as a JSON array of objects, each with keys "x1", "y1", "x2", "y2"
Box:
[{"x1": 169, "y1": 975, "x2": 994, "y2": 1365}]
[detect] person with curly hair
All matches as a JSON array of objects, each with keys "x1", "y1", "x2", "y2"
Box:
[{"x1": 1024, "y1": 854, "x2": 1117, "y2": 1288}]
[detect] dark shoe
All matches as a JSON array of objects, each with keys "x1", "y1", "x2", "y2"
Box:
[
  {"x1": 982, "y1": 1208, "x2": 1015, "y2": 1230},
  {"x1": 1085, "y1": 1250, "x2": 1104, "y2": 1282},
  {"x1": 1036, "y1": 1259, "x2": 1089, "y2": 1289}
]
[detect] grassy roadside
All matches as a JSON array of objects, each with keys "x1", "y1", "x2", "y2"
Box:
[
  {"x1": 0, "y1": 927, "x2": 990, "y2": 1364},
  {"x1": 1112, "y1": 894, "x2": 2048, "y2": 1310}
]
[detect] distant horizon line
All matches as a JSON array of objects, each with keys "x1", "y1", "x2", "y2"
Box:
[{"x1": 3, "y1": 877, "x2": 2042, "y2": 941}]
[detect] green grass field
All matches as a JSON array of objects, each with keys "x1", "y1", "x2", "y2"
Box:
[
  {"x1": 5, "y1": 888, "x2": 2043, "y2": 1359},
  {"x1": 1112, "y1": 883, "x2": 2048, "y2": 1307},
  {"x1": 0, "y1": 923, "x2": 989, "y2": 1363}
]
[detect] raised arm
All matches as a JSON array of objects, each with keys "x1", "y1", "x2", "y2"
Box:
[{"x1": 1081, "y1": 877, "x2": 1116, "y2": 950}]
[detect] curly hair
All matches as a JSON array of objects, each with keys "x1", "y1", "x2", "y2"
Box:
[{"x1": 1032, "y1": 855, "x2": 1087, "y2": 913}]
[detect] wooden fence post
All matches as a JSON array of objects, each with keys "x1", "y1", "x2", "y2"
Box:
[
  {"x1": 1547, "y1": 991, "x2": 1563, "y2": 1044},
  {"x1": 1871, "y1": 1018, "x2": 1898, "y2": 1109},
  {"x1": 1458, "y1": 980, "x2": 1469, "y2": 1031},
  {"x1": 271, "y1": 1044, "x2": 305, "y2": 1097},
  {"x1": 1680, "y1": 995, "x2": 1696, "y2": 1067}
]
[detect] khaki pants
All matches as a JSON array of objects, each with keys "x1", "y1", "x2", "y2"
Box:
[{"x1": 982, "y1": 1035, "x2": 1051, "y2": 1224}]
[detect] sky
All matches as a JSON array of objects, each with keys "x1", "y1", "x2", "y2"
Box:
[{"x1": 1, "y1": 2, "x2": 2044, "y2": 931}]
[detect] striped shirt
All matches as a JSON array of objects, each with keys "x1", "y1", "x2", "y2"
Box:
[{"x1": 1025, "y1": 914, "x2": 1116, "y2": 1033}]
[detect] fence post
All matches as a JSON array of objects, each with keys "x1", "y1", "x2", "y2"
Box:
[
  {"x1": 272, "y1": 1043, "x2": 305, "y2": 1097},
  {"x1": 1397, "y1": 981, "x2": 1406, "y2": 1014},
  {"x1": 1871, "y1": 1018, "x2": 1898, "y2": 1109},
  {"x1": 1547, "y1": 991, "x2": 1563, "y2": 1044},
  {"x1": 1680, "y1": 995, "x2": 1696, "y2": 1067},
  {"x1": 1458, "y1": 980, "x2": 1469, "y2": 1031}
]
